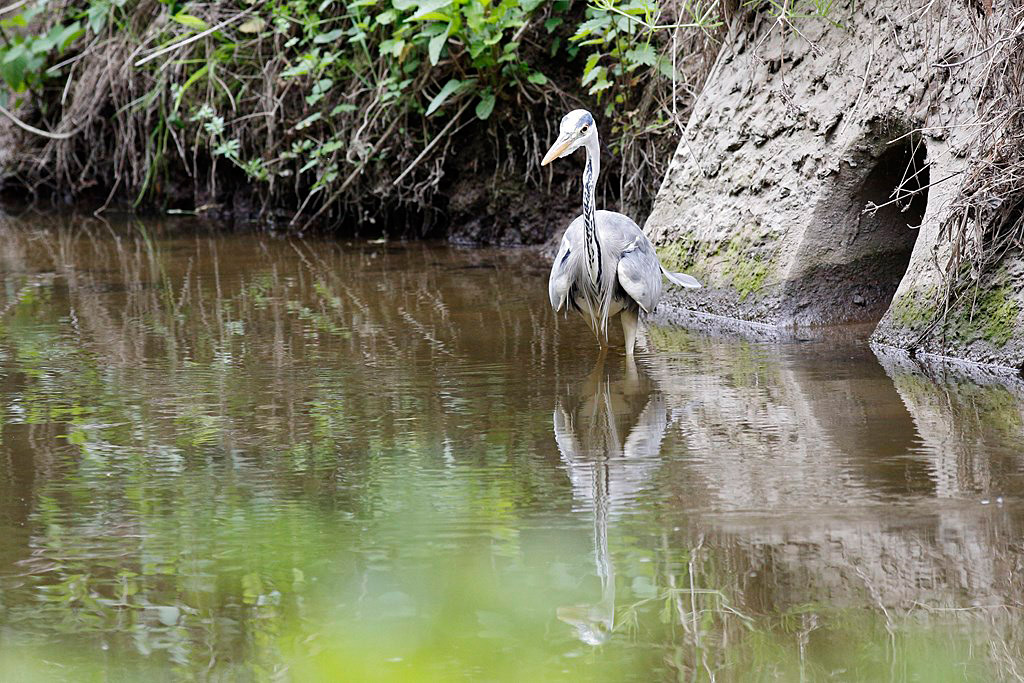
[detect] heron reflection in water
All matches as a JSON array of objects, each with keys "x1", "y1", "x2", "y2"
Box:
[{"x1": 553, "y1": 356, "x2": 668, "y2": 645}]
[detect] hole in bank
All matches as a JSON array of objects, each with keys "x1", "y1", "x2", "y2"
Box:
[{"x1": 787, "y1": 136, "x2": 929, "y2": 325}]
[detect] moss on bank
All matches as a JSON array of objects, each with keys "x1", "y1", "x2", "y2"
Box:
[
  {"x1": 949, "y1": 283, "x2": 1020, "y2": 348},
  {"x1": 657, "y1": 230, "x2": 777, "y2": 301},
  {"x1": 886, "y1": 267, "x2": 1022, "y2": 352},
  {"x1": 888, "y1": 288, "x2": 939, "y2": 335}
]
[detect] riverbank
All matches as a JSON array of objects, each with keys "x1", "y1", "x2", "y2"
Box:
[{"x1": 2, "y1": 1, "x2": 1022, "y2": 369}]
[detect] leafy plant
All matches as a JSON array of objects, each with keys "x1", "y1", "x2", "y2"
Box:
[{"x1": 1, "y1": 0, "x2": 727, "y2": 232}]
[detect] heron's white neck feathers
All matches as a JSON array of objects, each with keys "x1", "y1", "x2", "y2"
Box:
[{"x1": 575, "y1": 131, "x2": 616, "y2": 339}]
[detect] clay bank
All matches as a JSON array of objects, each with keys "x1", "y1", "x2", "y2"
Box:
[{"x1": 647, "y1": 0, "x2": 1024, "y2": 371}]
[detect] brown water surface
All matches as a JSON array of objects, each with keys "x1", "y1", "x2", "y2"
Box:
[{"x1": 1, "y1": 216, "x2": 1023, "y2": 681}]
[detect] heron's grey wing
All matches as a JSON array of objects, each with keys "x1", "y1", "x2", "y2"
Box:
[
  {"x1": 616, "y1": 237, "x2": 663, "y2": 313},
  {"x1": 549, "y1": 218, "x2": 583, "y2": 312}
]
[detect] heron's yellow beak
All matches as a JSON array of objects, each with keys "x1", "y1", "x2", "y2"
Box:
[{"x1": 541, "y1": 135, "x2": 572, "y2": 166}]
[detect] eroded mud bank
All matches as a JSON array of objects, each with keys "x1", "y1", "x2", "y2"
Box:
[{"x1": 646, "y1": 0, "x2": 1024, "y2": 370}]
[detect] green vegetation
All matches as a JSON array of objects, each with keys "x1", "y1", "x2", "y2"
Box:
[
  {"x1": 887, "y1": 273, "x2": 1021, "y2": 351},
  {"x1": 720, "y1": 236, "x2": 774, "y2": 300},
  {"x1": 2, "y1": 0, "x2": 724, "y2": 232},
  {"x1": 656, "y1": 232, "x2": 702, "y2": 274}
]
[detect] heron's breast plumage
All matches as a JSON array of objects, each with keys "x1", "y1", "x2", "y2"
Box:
[{"x1": 549, "y1": 211, "x2": 660, "y2": 338}]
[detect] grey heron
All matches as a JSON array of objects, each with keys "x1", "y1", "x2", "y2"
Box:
[{"x1": 543, "y1": 109, "x2": 700, "y2": 356}]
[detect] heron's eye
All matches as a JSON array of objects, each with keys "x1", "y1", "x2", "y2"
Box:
[{"x1": 579, "y1": 125, "x2": 589, "y2": 135}]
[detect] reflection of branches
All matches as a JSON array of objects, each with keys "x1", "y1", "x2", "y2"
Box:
[{"x1": 0, "y1": 216, "x2": 560, "y2": 490}]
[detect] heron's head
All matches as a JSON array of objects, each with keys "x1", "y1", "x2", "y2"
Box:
[{"x1": 541, "y1": 109, "x2": 596, "y2": 166}]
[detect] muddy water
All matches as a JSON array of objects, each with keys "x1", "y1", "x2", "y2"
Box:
[{"x1": 1, "y1": 217, "x2": 1024, "y2": 681}]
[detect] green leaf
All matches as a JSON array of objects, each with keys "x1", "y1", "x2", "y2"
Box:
[
  {"x1": 376, "y1": 9, "x2": 397, "y2": 25},
  {"x1": 57, "y1": 23, "x2": 84, "y2": 51},
  {"x1": 314, "y1": 28, "x2": 344, "y2": 43},
  {"x1": 582, "y1": 64, "x2": 605, "y2": 87},
  {"x1": 656, "y1": 58, "x2": 678, "y2": 80},
  {"x1": 295, "y1": 112, "x2": 323, "y2": 130},
  {"x1": 0, "y1": 52, "x2": 26, "y2": 91},
  {"x1": 2, "y1": 44, "x2": 25, "y2": 63},
  {"x1": 625, "y1": 43, "x2": 657, "y2": 66},
  {"x1": 306, "y1": 77, "x2": 334, "y2": 105},
  {"x1": 588, "y1": 76, "x2": 612, "y2": 95},
  {"x1": 425, "y1": 78, "x2": 464, "y2": 116},
  {"x1": 281, "y1": 58, "x2": 313, "y2": 78},
  {"x1": 173, "y1": 63, "x2": 208, "y2": 112},
  {"x1": 410, "y1": 0, "x2": 452, "y2": 20},
  {"x1": 379, "y1": 38, "x2": 405, "y2": 57},
  {"x1": 544, "y1": 17, "x2": 563, "y2": 32},
  {"x1": 411, "y1": 10, "x2": 449, "y2": 20},
  {"x1": 171, "y1": 13, "x2": 209, "y2": 31},
  {"x1": 0, "y1": 14, "x2": 26, "y2": 29},
  {"x1": 86, "y1": 4, "x2": 107, "y2": 34},
  {"x1": 427, "y1": 25, "x2": 449, "y2": 65},
  {"x1": 571, "y1": 16, "x2": 609, "y2": 41},
  {"x1": 31, "y1": 34, "x2": 54, "y2": 55},
  {"x1": 475, "y1": 90, "x2": 495, "y2": 120},
  {"x1": 527, "y1": 71, "x2": 547, "y2": 85}
]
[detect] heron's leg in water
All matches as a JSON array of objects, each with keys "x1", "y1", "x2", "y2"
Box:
[{"x1": 621, "y1": 308, "x2": 639, "y2": 358}]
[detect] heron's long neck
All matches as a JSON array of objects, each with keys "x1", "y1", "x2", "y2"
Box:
[{"x1": 582, "y1": 134, "x2": 601, "y2": 287}]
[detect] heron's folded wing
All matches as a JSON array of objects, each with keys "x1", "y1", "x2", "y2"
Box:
[
  {"x1": 616, "y1": 245, "x2": 662, "y2": 313},
  {"x1": 549, "y1": 239, "x2": 573, "y2": 312}
]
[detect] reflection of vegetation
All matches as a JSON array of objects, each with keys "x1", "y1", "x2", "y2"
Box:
[
  {"x1": 884, "y1": 357, "x2": 1024, "y2": 496},
  {"x1": 646, "y1": 322, "x2": 697, "y2": 353},
  {"x1": 1, "y1": 217, "x2": 1024, "y2": 680}
]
